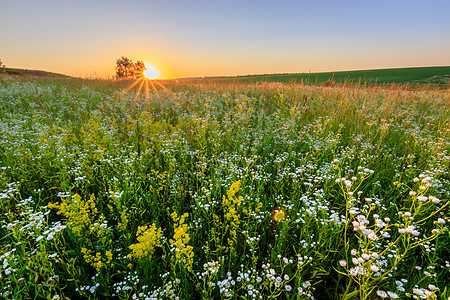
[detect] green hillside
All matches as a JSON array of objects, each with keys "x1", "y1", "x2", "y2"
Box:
[
  {"x1": 213, "y1": 66, "x2": 450, "y2": 86},
  {"x1": 1, "y1": 67, "x2": 71, "y2": 78}
]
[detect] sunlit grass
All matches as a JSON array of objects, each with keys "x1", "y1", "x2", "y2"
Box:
[{"x1": 0, "y1": 77, "x2": 449, "y2": 299}]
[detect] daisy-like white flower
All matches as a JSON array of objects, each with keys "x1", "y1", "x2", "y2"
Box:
[
  {"x1": 417, "y1": 196, "x2": 428, "y2": 202},
  {"x1": 387, "y1": 291, "x2": 399, "y2": 298},
  {"x1": 376, "y1": 290, "x2": 388, "y2": 298}
]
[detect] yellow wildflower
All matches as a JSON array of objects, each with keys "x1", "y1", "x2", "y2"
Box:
[
  {"x1": 170, "y1": 212, "x2": 194, "y2": 271},
  {"x1": 129, "y1": 224, "x2": 163, "y2": 260}
]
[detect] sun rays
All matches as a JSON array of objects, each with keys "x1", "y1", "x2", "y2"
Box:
[{"x1": 120, "y1": 76, "x2": 176, "y2": 109}]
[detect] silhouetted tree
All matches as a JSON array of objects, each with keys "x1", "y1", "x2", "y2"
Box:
[
  {"x1": 0, "y1": 59, "x2": 5, "y2": 73},
  {"x1": 115, "y1": 57, "x2": 146, "y2": 79},
  {"x1": 115, "y1": 56, "x2": 134, "y2": 78},
  {"x1": 133, "y1": 60, "x2": 146, "y2": 78}
]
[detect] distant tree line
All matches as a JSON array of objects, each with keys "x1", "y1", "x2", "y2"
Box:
[{"x1": 115, "y1": 56, "x2": 145, "y2": 79}]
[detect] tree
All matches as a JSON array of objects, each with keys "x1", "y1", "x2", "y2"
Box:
[
  {"x1": 0, "y1": 59, "x2": 5, "y2": 74},
  {"x1": 133, "y1": 60, "x2": 145, "y2": 78},
  {"x1": 115, "y1": 57, "x2": 146, "y2": 79},
  {"x1": 115, "y1": 56, "x2": 134, "y2": 78}
]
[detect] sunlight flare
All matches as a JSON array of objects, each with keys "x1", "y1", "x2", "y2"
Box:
[{"x1": 143, "y1": 63, "x2": 159, "y2": 80}]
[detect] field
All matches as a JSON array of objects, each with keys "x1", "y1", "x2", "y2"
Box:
[
  {"x1": 0, "y1": 77, "x2": 449, "y2": 299},
  {"x1": 214, "y1": 66, "x2": 450, "y2": 87}
]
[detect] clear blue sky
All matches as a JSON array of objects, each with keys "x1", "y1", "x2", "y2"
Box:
[{"x1": 2, "y1": 0, "x2": 450, "y2": 78}]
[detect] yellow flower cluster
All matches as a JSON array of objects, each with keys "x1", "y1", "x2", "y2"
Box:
[
  {"x1": 48, "y1": 194, "x2": 97, "y2": 237},
  {"x1": 129, "y1": 224, "x2": 163, "y2": 260},
  {"x1": 271, "y1": 207, "x2": 286, "y2": 222},
  {"x1": 81, "y1": 248, "x2": 113, "y2": 272},
  {"x1": 117, "y1": 211, "x2": 129, "y2": 232},
  {"x1": 149, "y1": 169, "x2": 168, "y2": 193},
  {"x1": 222, "y1": 180, "x2": 242, "y2": 250},
  {"x1": 169, "y1": 211, "x2": 194, "y2": 271},
  {"x1": 48, "y1": 194, "x2": 114, "y2": 271}
]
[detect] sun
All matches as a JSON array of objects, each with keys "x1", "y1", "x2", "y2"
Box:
[{"x1": 143, "y1": 63, "x2": 159, "y2": 80}]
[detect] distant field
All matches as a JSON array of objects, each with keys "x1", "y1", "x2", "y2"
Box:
[
  {"x1": 3, "y1": 66, "x2": 450, "y2": 87},
  {"x1": 211, "y1": 66, "x2": 450, "y2": 86}
]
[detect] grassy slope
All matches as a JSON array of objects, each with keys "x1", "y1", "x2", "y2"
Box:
[
  {"x1": 213, "y1": 66, "x2": 450, "y2": 86},
  {"x1": 2, "y1": 67, "x2": 71, "y2": 78}
]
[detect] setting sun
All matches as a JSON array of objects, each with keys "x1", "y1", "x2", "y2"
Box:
[{"x1": 143, "y1": 63, "x2": 159, "y2": 79}]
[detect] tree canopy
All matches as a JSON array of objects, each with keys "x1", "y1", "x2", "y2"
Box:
[{"x1": 115, "y1": 57, "x2": 146, "y2": 79}]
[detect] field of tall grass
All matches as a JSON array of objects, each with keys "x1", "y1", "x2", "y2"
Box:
[{"x1": 0, "y1": 78, "x2": 449, "y2": 299}]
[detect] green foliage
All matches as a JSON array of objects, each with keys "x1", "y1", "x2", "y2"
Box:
[
  {"x1": 215, "y1": 66, "x2": 450, "y2": 87},
  {"x1": 0, "y1": 78, "x2": 449, "y2": 299}
]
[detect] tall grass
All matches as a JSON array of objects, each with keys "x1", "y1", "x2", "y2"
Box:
[{"x1": 0, "y1": 77, "x2": 449, "y2": 299}]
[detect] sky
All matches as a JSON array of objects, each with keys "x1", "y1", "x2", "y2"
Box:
[{"x1": 2, "y1": 0, "x2": 450, "y2": 78}]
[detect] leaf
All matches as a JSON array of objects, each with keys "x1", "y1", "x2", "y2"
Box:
[{"x1": 342, "y1": 289, "x2": 359, "y2": 300}]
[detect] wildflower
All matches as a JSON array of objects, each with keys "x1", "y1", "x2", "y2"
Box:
[
  {"x1": 271, "y1": 207, "x2": 285, "y2": 222},
  {"x1": 437, "y1": 218, "x2": 446, "y2": 224},
  {"x1": 376, "y1": 290, "x2": 388, "y2": 298},
  {"x1": 428, "y1": 284, "x2": 436, "y2": 291},
  {"x1": 417, "y1": 196, "x2": 428, "y2": 202},
  {"x1": 429, "y1": 196, "x2": 440, "y2": 203},
  {"x1": 169, "y1": 212, "x2": 194, "y2": 271},
  {"x1": 361, "y1": 253, "x2": 370, "y2": 260},
  {"x1": 381, "y1": 231, "x2": 391, "y2": 238},
  {"x1": 129, "y1": 224, "x2": 163, "y2": 260},
  {"x1": 285, "y1": 284, "x2": 292, "y2": 292},
  {"x1": 422, "y1": 176, "x2": 432, "y2": 183},
  {"x1": 339, "y1": 260, "x2": 347, "y2": 267},
  {"x1": 387, "y1": 291, "x2": 399, "y2": 298},
  {"x1": 376, "y1": 219, "x2": 386, "y2": 228},
  {"x1": 367, "y1": 232, "x2": 378, "y2": 241},
  {"x1": 405, "y1": 226, "x2": 414, "y2": 234},
  {"x1": 412, "y1": 288, "x2": 426, "y2": 297},
  {"x1": 349, "y1": 268, "x2": 358, "y2": 276},
  {"x1": 351, "y1": 249, "x2": 357, "y2": 256},
  {"x1": 370, "y1": 265, "x2": 379, "y2": 272}
]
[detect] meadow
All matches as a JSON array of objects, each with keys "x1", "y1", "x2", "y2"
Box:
[
  {"x1": 216, "y1": 66, "x2": 450, "y2": 87},
  {"x1": 0, "y1": 77, "x2": 449, "y2": 299}
]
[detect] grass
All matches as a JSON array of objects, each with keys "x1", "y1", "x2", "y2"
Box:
[
  {"x1": 211, "y1": 66, "x2": 450, "y2": 87},
  {"x1": 1, "y1": 67, "x2": 72, "y2": 79},
  {"x1": 0, "y1": 76, "x2": 449, "y2": 299}
]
